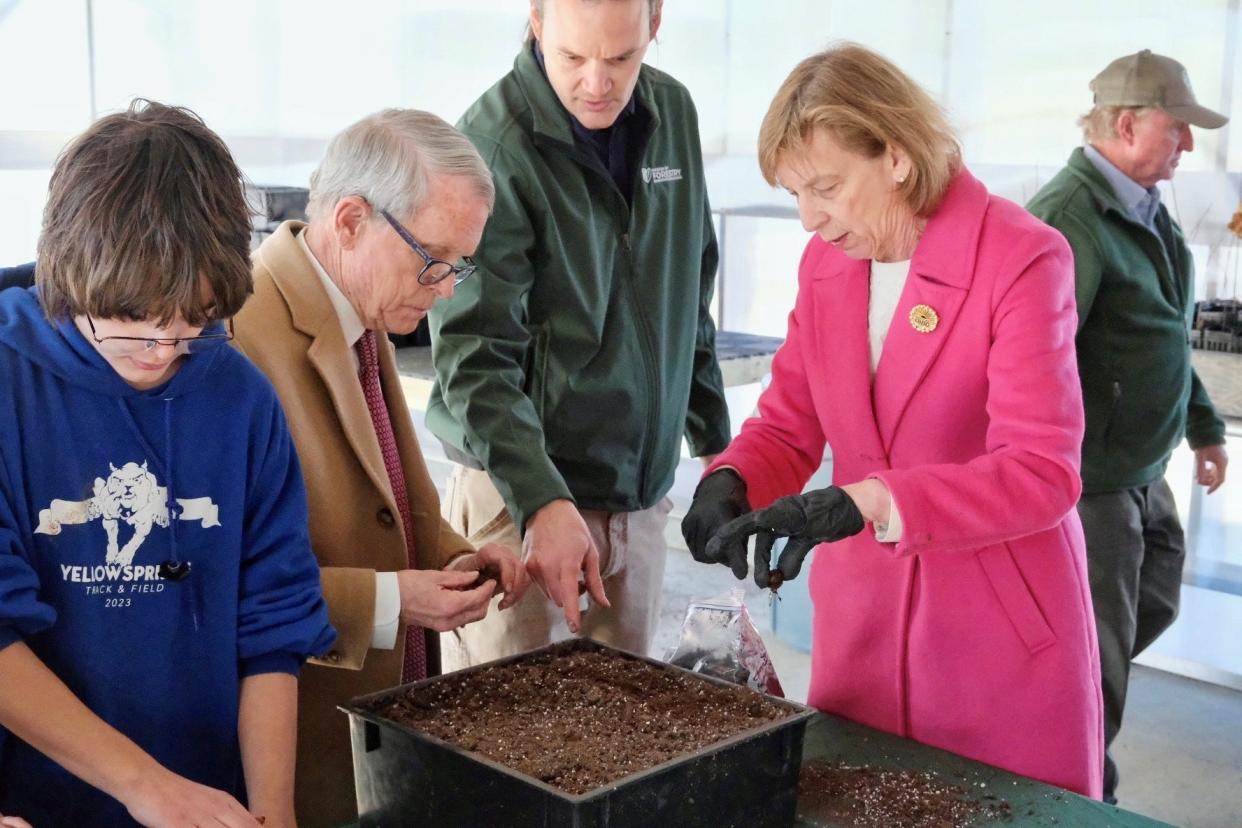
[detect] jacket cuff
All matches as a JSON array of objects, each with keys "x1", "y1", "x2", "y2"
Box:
[
  {"x1": 868, "y1": 470, "x2": 920, "y2": 558},
  {"x1": 490, "y1": 456, "x2": 574, "y2": 535},
  {"x1": 1187, "y1": 428, "x2": 1227, "y2": 451},
  {"x1": 510, "y1": 481, "x2": 575, "y2": 537},
  {"x1": 687, "y1": 426, "x2": 732, "y2": 458},
  {"x1": 419, "y1": 518, "x2": 472, "y2": 572},
  {"x1": 315, "y1": 567, "x2": 378, "y2": 670},
  {"x1": 0, "y1": 627, "x2": 22, "y2": 653}
]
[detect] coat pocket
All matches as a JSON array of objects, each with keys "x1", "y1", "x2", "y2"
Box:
[{"x1": 976, "y1": 544, "x2": 1057, "y2": 655}]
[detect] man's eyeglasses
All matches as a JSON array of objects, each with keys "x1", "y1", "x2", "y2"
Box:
[
  {"x1": 380, "y1": 209, "x2": 478, "y2": 287},
  {"x1": 85, "y1": 316, "x2": 235, "y2": 357}
]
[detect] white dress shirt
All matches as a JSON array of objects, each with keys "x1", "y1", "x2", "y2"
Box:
[
  {"x1": 296, "y1": 230, "x2": 402, "y2": 649},
  {"x1": 867, "y1": 258, "x2": 909, "y2": 543}
]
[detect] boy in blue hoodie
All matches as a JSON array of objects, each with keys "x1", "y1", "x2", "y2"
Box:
[{"x1": 0, "y1": 100, "x2": 335, "y2": 826}]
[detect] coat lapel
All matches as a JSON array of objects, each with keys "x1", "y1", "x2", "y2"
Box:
[
  {"x1": 811, "y1": 258, "x2": 888, "y2": 467},
  {"x1": 872, "y1": 170, "x2": 989, "y2": 453},
  {"x1": 257, "y1": 223, "x2": 398, "y2": 517}
]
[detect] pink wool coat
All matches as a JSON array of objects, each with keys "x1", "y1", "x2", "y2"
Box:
[{"x1": 710, "y1": 169, "x2": 1103, "y2": 798}]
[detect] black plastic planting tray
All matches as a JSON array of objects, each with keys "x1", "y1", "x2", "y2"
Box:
[{"x1": 340, "y1": 637, "x2": 815, "y2": 828}]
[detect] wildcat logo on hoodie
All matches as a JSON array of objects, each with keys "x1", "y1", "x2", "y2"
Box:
[{"x1": 35, "y1": 460, "x2": 220, "y2": 592}]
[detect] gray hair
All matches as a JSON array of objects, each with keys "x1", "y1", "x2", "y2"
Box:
[
  {"x1": 1078, "y1": 104, "x2": 1156, "y2": 142},
  {"x1": 306, "y1": 108, "x2": 494, "y2": 223}
]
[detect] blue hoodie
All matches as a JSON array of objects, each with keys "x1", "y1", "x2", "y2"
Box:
[{"x1": 0, "y1": 287, "x2": 335, "y2": 824}]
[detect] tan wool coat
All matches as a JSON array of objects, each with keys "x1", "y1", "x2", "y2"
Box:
[{"x1": 234, "y1": 221, "x2": 472, "y2": 826}]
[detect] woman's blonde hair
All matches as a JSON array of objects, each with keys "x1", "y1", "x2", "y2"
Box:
[{"x1": 759, "y1": 42, "x2": 961, "y2": 217}]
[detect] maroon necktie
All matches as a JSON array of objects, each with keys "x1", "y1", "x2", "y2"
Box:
[{"x1": 356, "y1": 330, "x2": 426, "y2": 683}]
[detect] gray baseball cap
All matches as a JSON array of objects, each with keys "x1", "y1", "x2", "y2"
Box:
[{"x1": 1090, "y1": 49, "x2": 1228, "y2": 129}]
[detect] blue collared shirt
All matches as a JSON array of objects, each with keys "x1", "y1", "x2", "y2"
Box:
[{"x1": 1083, "y1": 144, "x2": 1162, "y2": 232}]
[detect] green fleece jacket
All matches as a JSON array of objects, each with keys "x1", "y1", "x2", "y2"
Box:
[
  {"x1": 426, "y1": 47, "x2": 730, "y2": 532},
  {"x1": 1027, "y1": 147, "x2": 1225, "y2": 494}
]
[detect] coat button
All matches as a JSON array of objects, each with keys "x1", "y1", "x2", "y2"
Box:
[{"x1": 377, "y1": 507, "x2": 395, "y2": 528}]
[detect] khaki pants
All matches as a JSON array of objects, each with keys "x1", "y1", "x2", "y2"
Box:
[{"x1": 439, "y1": 464, "x2": 671, "y2": 671}]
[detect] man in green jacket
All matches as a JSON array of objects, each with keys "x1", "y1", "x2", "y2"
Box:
[
  {"x1": 1027, "y1": 50, "x2": 1229, "y2": 804},
  {"x1": 427, "y1": 0, "x2": 730, "y2": 669}
]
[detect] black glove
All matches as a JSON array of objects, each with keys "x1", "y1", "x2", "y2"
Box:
[
  {"x1": 681, "y1": 469, "x2": 751, "y2": 576},
  {"x1": 705, "y1": 486, "x2": 865, "y2": 588}
]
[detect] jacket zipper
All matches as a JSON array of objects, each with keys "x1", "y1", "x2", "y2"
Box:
[
  {"x1": 1102, "y1": 380, "x2": 1121, "y2": 450},
  {"x1": 567, "y1": 128, "x2": 661, "y2": 506},
  {"x1": 620, "y1": 231, "x2": 661, "y2": 504}
]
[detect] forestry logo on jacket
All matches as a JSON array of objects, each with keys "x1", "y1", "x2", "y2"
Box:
[
  {"x1": 35, "y1": 460, "x2": 220, "y2": 567},
  {"x1": 642, "y1": 165, "x2": 683, "y2": 184}
]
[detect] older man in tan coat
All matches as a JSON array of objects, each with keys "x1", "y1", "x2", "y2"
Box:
[{"x1": 234, "y1": 109, "x2": 527, "y2": 826}]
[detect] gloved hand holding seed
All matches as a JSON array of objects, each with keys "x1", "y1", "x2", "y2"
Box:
[{"x1": 706, "y1": 486, "x2": 865, "y2": 588}]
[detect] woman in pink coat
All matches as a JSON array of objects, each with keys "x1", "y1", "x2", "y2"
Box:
[{"x1": 682, "y1": 43, "x2": 1103, "y2": 798}]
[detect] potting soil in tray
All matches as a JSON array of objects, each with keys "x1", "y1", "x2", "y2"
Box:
[
  {"x1": 363, "y1": 648, "x2": 796, "y2": 795},
  {"x1": 797, "y1": 759, "x2": 1014, "y2": 827}
]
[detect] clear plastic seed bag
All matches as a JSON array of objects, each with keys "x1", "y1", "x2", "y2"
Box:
[{"x1": 665, "y1": 589, "x2": 784, "y2": 697}]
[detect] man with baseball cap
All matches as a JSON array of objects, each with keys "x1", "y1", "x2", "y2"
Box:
[{"x1": 1028, "y1": 50, "x2": 1229, "y2": 803}]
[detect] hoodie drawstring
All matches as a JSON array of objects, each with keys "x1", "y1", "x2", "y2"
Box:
[{"x1": 115, "y1": 397, "x2": 201, "y2": 631}]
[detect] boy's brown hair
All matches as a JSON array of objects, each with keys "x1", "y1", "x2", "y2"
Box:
[{"x1": 37, "y1": 99, "x2": 253, "y2": 326}]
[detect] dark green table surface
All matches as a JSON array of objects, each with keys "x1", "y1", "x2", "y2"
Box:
[
  {"x1": 796, "y1": 714, "x2": 1173, "y2": 827},
  {"x1": 339, "y1": 712, "x2": 1173, "y2": 827}
]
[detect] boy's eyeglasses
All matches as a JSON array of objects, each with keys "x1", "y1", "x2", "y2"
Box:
[
  {"x1": 379, "y1": 209, "x2": 478, "y2": 287},
  {"x1": 85, "y1": 316, "x2": 234, "y2": 357}
]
